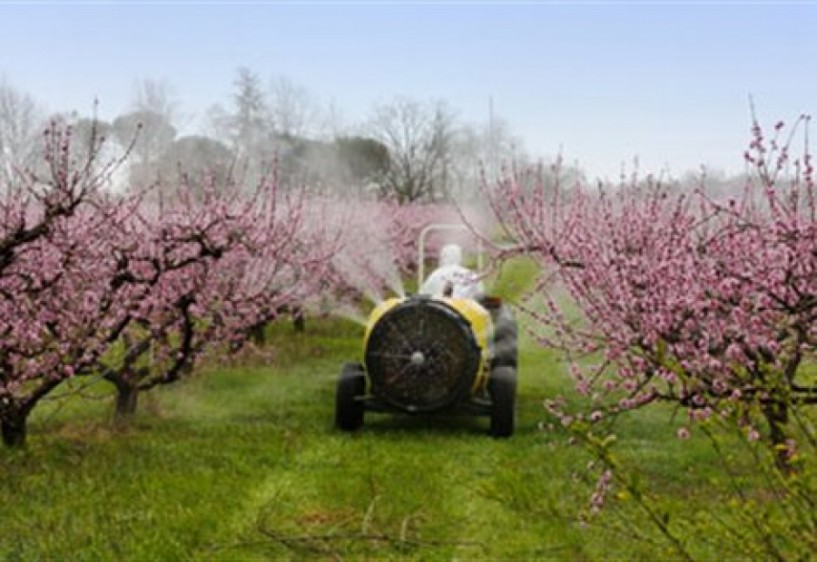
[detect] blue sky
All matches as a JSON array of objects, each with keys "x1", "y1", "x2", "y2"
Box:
[{"x1": 1, "y1": 2, "x2": 815, "y2": 180}]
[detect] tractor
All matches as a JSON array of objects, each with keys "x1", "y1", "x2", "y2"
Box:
[{"x1": 334, "y1": 225, "x2": 518, "y2": 437}]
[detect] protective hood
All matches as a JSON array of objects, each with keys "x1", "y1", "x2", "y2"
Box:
[{"x1": 439, "y1": 244, "x2": 463, "y2": 267}]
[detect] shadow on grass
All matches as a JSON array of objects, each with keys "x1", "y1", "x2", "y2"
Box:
[
  {"x1": 357, "y1": 413, "x2": 488, "y2": 436},
  {"x1": 336, "y1": 410, "x2": 544, "y2": 440}
]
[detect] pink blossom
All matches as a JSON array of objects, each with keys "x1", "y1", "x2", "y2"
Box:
[
  {"x1": 487, "y1": 117, "x2": 817, "y2": 437},
  {"x1": 0, "y1": 123, "x2": 339, "y2": 444}
]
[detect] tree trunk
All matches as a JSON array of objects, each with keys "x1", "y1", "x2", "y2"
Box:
[
  {"x1": 251, "y1": 322, "x2": 267, "y2": 346},
  {"x1": 114, "y1": 383, "x2": 140, "y2": 420},
  {"x1": 105, "y1": 371, "x2": 141, "y2": 421},
  {"x1": 1, "y1": 411, "x2": 28, "y2": 448},
  {"x1": 763, "y1": 401, "x2": 791, "y2": 473},
  {"x1": 292, "y1": 307, "x2": 305, "y2": 333}
]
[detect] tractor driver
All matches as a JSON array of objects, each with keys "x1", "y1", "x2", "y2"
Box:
[{"x1": 420, "y1": 243, "x2": 484, "y2": 299}]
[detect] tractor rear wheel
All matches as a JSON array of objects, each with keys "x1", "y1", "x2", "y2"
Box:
[
  {"x1": 489, "y1": 365, "x2": 517, "y2": 438},
  {"x1": 335, "y1": 362, "x2": 365, "y2": 431},
  {"x1": 493, "y1": 305, "x2": 518, "y2": 368}
]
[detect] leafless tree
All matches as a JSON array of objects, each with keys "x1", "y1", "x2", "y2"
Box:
[
  {"x1": 105, "y1": 79, "x2": 181, "y2": 189},
  {"x1": 268, "y1": 76, "x2": 320, "y2": 139},
  {"x1": 0, "y1": 79, "x2": 41, "y2": 188},
  {"x1": 447, "y1": 116, "x2": 531, "y2": 201},
  {"x1": 112, "y1": 110, "x2": 177, "y2": 189},
  {"x1": 368, "y1": 97, "x2": 457, "y2": 203},
  {"x1": 132, "y1": 78, "x2": 180, "y2": 125}
]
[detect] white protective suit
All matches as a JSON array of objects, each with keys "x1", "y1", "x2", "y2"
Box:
[{"x1": 420, "y1": 244, "x2": 484, "y2": 299}]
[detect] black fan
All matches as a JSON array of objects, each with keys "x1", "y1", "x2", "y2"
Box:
[{"x1": 364, "y1": 297, "x2": 481, "y2": 412}]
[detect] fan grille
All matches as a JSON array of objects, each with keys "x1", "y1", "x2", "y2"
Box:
[{"x1": 365, "y1": 298, "x2": 480, "y2": 412}]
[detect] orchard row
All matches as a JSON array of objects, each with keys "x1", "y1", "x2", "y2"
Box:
[{"x1": 0, "y1": 123, "x2": 468, "y2": 447}]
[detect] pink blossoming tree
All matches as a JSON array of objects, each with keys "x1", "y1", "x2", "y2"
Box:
[
  {"x1": 487, "y1": 117, "x2": 817, "y2": 557},
  {"x1": 489, "y1": 116, "x2": 817, "y2": 468},
  {"x1": 0, "y1": 123, "x2": 333, "y2": 445},
  {"x1": 0, "y1": 123, "x2": 140, "y2": 446},
  {"x1": 98, "y1": 173, "x2": 331, "y2": 418}
]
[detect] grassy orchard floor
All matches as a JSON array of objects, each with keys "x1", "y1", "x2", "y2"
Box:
[{"x1": 0, "y1": 261, "x2": 773, "y2": 560}]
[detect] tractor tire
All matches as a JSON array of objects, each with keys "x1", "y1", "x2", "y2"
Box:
[
  {"x1": 493, "y1": 305, "x2": 518, "y2": 368},
  {"x1": 335, "y1": 362, "x2": 365, "y2": 431},
  {"x1": 489, "y1": 365, "x2": 517, "y2": 438}
]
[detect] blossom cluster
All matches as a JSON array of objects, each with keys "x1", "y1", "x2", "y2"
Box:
[
  {"x1": 0, "y1": 123, "x2": 332, "y2": 445},
  {"x1": 491, "y1": 117, "x2": 817, "y2": 444}
]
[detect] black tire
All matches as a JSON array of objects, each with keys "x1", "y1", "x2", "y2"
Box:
[
  {"x1": 335, "y1": 362, "x2": 365, "y2": 431},
  {"x1": 489, "y1": 365, "x2": 517, "y2": 438},
  {"x1": 492, "y1": 305, "x2": 518, "y2": 369}
]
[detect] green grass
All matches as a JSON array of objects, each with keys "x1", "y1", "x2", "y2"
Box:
[
  {"x1": 0, "y1": 259, "x2": 800, "y2": 560},
  {"x1": 2, "y1": 338, "x2": 598, "y2": 560}
]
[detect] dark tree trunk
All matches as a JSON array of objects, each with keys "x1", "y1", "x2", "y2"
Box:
[
  {"x1": 251, "y1": 323, "x2": 267, "y2": 346},
  {"x1": 764, "y1": 401, "x2": 791, "y2": 473},
  {"x1": 292, "y1": 307, "x2": 305, "y2": 333},
  {"x1": 114, "y1": 384, "x2": 139, "y2": 419},
  {"x1": 1, "y1": 411, "x2": 28, "y2": 448},
  {"x1": 105, "y1": 371, "x2": 141, "y2": 421}
]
